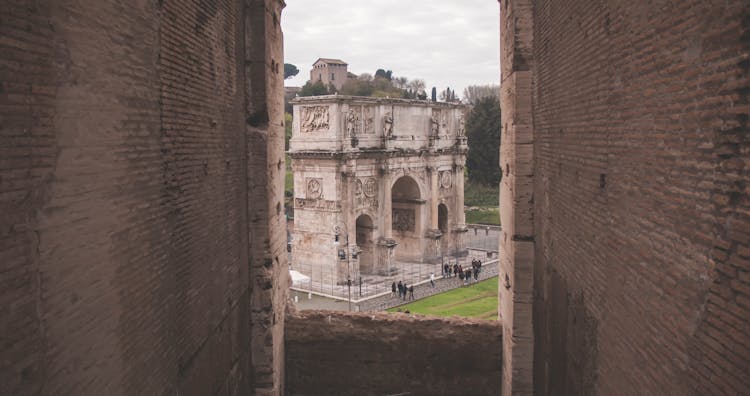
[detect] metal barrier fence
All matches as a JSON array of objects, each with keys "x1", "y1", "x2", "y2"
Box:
[{"x1": 290, "y1": 224, "x2": 502, "y2": 306}]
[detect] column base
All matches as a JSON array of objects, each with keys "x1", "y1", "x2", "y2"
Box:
[{"x1": 376, "y1": 238, "x2": 398, "y2": 276}]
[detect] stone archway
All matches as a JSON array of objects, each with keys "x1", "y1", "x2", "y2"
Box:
[
  {"x1": 391, "y1": 175, "x2": 424, "y2": 261},
  {"x1": 438, "y1": 203, "x2": 448, "y2": 233},
  {"x1": 356, "y1": 214, "x2": 375, "y2": 274}
]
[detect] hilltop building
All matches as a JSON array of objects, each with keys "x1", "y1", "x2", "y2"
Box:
[{"x1": 310, "y1": 58, "x2": 348, "y2": 90}]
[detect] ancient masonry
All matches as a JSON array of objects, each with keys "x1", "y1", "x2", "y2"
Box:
[
  {"x1": 289, "y1": 96, "x2": 468, "y2": 285},
  {"x1": 500, "y1": 0, "x2": 750, "y2": 394},
  {"x1": 1, "y1": 1, "x2": 288, "y2": 395},
  {"x1": 2, "y1": 0, "x2": 749, "y2": 395}
]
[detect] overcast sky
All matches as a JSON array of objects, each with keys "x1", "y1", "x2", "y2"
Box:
[{"x1": 282, "y1": 0, "x2": 500, "y2": 99}]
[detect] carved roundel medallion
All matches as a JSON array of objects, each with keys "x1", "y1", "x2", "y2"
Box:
[
  {"x1": 440, "y1": 171, "x2": 452, "y2": 189},
  {"x1": 306, "y1": 178, "x2": 323, "y2": 199},
  {"x1": 363, "y1": 178, "x2": 377, "y2": 198}
]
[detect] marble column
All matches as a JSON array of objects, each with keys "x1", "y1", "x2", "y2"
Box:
[
  {"x1": 383, "y1": 173, "x2": 392, "y2": 239},
  {"x1": 430, "y1": 166, "x2": 439, "y2": 229},
  {"x1": 455, "y1": 165, "x2": 466, "y2": 225}
]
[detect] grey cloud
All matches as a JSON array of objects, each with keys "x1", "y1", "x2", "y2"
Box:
[{"x1": 283, "y1": 0, "x2": 499, "y2": 98}]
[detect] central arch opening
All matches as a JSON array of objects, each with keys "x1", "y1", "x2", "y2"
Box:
[{"x1": 391, "y1": 175, "x2": 423, "y2": 261}]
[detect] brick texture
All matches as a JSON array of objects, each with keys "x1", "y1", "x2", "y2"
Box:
[
  {"x1": 520, "y1": 0, "x2": 750, "y2": 394},
  {"x1": 498, "y1": 0, "x2": 536, "y2": 395},
  {"x1": 285, "y1": 311, "x2": 503, "y2": 396},
  {"x1": 0, "y1": 1, "x2": 287, "y2": 395}
]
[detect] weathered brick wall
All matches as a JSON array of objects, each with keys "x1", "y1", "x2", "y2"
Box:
[
  {"x1": 244, "y1": 0, "x2": 289, "y2": 394},
  {"x1": 523, "y1": 0, "x2": 750, "y2": 394},
  {"x1": 285, "y1": 311, "x2": 502, "y2": 396},
  {"x1": 1, "y1": 1, "x2": 287, "y2": 395},
  {"x1": 498, "y1": 0, "x2": 535, "y2": 394}
]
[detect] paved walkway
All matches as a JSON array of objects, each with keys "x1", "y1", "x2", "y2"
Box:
[
  {"x1": 290, "y1": 224, "x2": 502, "y2": 311},
  {"x1": 358, "y1": 259, "x2": 500, "y2": 312},
  {"x1": 291, "y1": 258, "x2": 500, "y2": 312}
]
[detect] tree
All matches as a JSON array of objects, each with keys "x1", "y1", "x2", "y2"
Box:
[
  {"x1": 466, "y1": 96, "x2": 501, "y2": 185},
  {"x1": 407, "y1": 79, "x2": 425, "y2": 94},
  {"x1": 440, "y1": 87, "x2": 457, "y2": 102},
  {"x1": 298, "y1": 80, "x2": 330, "y2": 96},
  {"x1": 393, "y1": 76, "x2": 408, "y2": 89},
  {"x1": 431, "y1": 87, "x2": 437, "y2": 101},
  {"x1": 357, "y1": 73, "x2": 373, "y2": 83},
  {"x1": 285, "y1": 112, "x2": 293, "y2": 150},
  {"x1": 462, "y1": 84, "x2": 500, "y2": 105},
  {"x1": 340, "y1": 78, "x2": 375, "y2": 96},
  {"x1": 284, "y1": 63, "x2": 299, "y2": 80},
  {"x1": 375, "y1": 69, "x2": 393, "y2": 80}
]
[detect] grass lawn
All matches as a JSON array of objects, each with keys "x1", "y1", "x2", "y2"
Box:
[
  {"x1": 464, "y1": 180, "x2": 500, "y2": 226},
  {"x1": 387, "y1": 277, "x2": 498, "y2": 320},
  {"x1": 464, "y1": 180, "x2": 498, "y2": 207},
  {"x1": 465, "y1": 207, "x2": 500, "y2": 225}
]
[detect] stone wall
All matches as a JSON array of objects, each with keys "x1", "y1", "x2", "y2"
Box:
[
  {"x1": 500, "y1": 0, "x2": 750, "y2": 394},
  {"x1": 0, "y1": 1, "x2": 287, "y2": 395},
  {"x1": 285, "y1": 311, "x2": 502, "y2": 396}
]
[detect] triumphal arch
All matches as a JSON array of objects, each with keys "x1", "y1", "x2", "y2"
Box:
[{"x1": 289, "y1": 95, "x2": 468, "y2": 285}]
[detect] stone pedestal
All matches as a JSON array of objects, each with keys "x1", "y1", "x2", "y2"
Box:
[
  {"x1": 451, "y1": 225, "x2": 469, "y2": 257},
  {"x1": 376, "y1": 238, "x2": 397, "y2": 275},
  {"x1": 425, "y1": 229, "x2": 444, "y2": 263}
]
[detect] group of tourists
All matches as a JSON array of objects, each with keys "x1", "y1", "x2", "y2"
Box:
[
  {"x1": 441, "y1": 258, "x2": 483, "y2": 286},
  {"x1": 389, "y1": 258, "x2": 485, "y2": 303},
  {"x1": 392, "y1": 280, "x2": 414, "y2": 301}
]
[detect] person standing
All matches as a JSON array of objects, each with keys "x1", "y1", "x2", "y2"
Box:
[
  {"x1": 408, "y1": 285, "x2": 414, "y2": 300},
  {"x1": 392, "y1": 281, "x2": 397, "y2": 296},
  {"x1": 430, "y1": 273, "x2": 435, "y2": 288},
  {"x1": 397, "y1": 280, "x2": 404, "y2": 299}
]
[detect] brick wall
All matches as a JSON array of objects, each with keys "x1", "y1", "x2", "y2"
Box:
[
  {"x1": 285, "y1": 311, "x2": 502, "y2": 396},
  {"x1": 498, "y1": 0, "x2": 536, "y2": 394},
  {"x1": 502, "y1": 0, "x2": 750, "y2": 394},
  {"x1": 244, "y1": 0, "x2": 289, "y2": 394},
  {"x1": 0, "y1": 1, "x2": 287, "y2": 395}
]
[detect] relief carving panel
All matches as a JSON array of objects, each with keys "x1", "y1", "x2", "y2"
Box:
[
  {"x1": 439, "y1": 171, "x2": 452, "y2": 189},
  {"x1": 355, "y1": 178, "x2": 378, "y2": 208},
  {"x1": 363, "y1": 178, "x2": 377, "y2": 197},
  {"x1": 295, "y1": 198, "x2": 339, "y2": 210},
  {"x1": 393, "y1": 208, "x2": 415, "y2": 232},
  {"x1": 301, "y1": 106, "x2": 329, "y2": 132},
  {"x1": 306, "y1": 178, "x2": 323, "y2": 199},
  {"x1": 363, "y1": 106, "x2": 375, "y2": 134}
]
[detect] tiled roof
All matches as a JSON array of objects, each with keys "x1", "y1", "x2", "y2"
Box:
[{"x1": 313, "y1": 58, "x2": 348, "y2": 66}]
